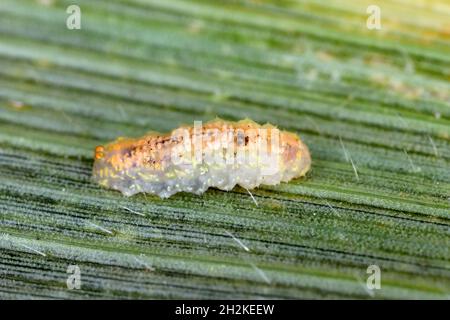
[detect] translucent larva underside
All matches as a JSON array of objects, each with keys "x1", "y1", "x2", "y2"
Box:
[{"x1": 92, "y1": 118, "x2": 311, "y2": 198}]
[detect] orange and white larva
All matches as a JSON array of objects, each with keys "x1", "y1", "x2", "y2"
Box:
[{"x1": 92, "y1": 118, "x2": 311, "y2": 198}]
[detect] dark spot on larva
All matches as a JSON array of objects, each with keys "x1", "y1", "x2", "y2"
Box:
[
  {"x1": 159, "y1": 137, "x2": 171, "y2": 144},
  {"x1": 124, "y1": 149, "x2": 133, "y2": 158},
  {"x1": 245, "y1": 136, "x2": 249, "y2": 145}
]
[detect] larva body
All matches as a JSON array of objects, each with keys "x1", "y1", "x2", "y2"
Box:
[{"x1": 92, "y1": 118, "x2": 311, "y2": 198}]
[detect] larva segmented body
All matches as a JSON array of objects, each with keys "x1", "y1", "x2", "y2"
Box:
[{"x1": 92, "y1": 118, "x2": 311, "y2": 198}]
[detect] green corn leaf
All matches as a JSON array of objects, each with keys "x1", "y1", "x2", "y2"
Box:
[{"x1": 0, "y1": 0, "x2": 449, "y2": 299}]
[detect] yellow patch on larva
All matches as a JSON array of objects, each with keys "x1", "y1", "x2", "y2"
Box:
[{"x1": 92, "y1": 118, "x2": 311, "y2": 198}]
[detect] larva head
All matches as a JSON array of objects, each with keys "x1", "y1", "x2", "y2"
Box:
[
  {"x1": 92, "y1": 139, "x2": 144, "y2": 188},
  {"x1": 279, "y1": 131, "x2": 311, "y2": 180}
]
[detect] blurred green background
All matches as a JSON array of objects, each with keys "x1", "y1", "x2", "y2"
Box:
[{"x1": 0, "y1": 0, "x2": 449, "y2": 299}]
